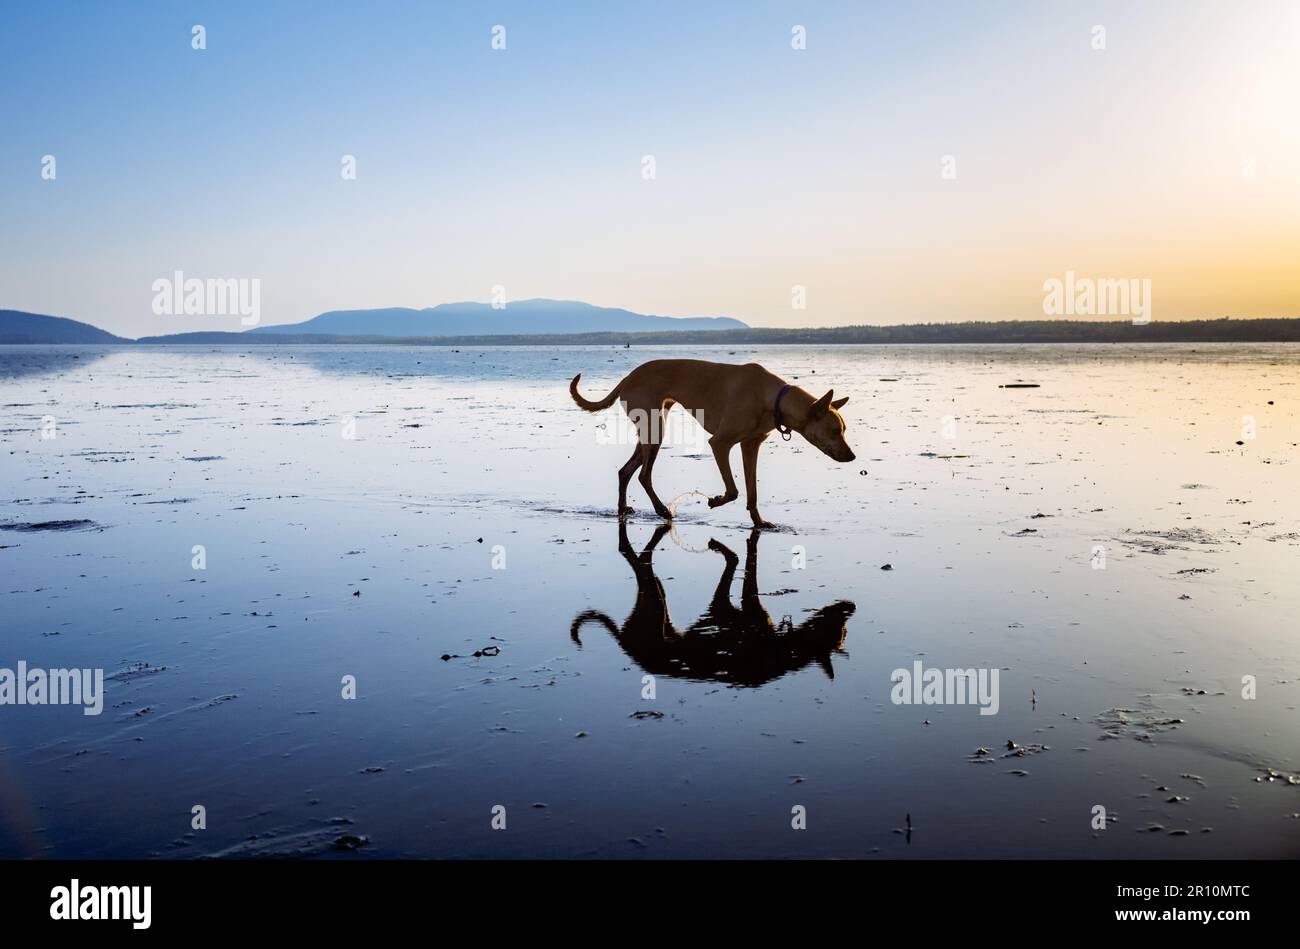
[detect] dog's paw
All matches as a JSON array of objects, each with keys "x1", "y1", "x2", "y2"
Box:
[
  {"x1": 707, "y1": 494, "x2": 736, "y2": 508},
  {"x1": 753, "y1": 519, "x2": 777, "y2": 530},
  {"x1": 617, "y1": 506, "x2": 635, "y2": 518}
]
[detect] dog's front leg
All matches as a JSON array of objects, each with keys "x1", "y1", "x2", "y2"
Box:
[
  {"x1": 741, "y1": 437, "x2": 775, "y2": 529},
  {"x1": 707, "y1": 435, "x2": 740, "y2": 508}
]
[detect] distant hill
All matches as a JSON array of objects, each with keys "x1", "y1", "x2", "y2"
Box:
[
  {"x1": 248, "y1": 299, "x2": 748, "y2": 336},
  {"x1": 137, "y1": 317, "x2": 1300, "y2": 346},
  {"x1": 0, "y1": 310, "x2": 127, "y2": 344},
  {"x1": 7, "y1": 305, "x2": 1300, "y2": 346}
]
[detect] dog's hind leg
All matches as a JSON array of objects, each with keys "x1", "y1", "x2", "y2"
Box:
[
  {"x1": 617, "y1": 445, "x2": 641, "y2": 517},
  {"x1": 707, "y1": 434, "x2": 739, "y2": 509},
  {"x1": 637, "y1": 414, "x2": 672, "y2": 521}
]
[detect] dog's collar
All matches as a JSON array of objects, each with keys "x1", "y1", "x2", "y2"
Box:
[{"x1": 774, "y1": 383, "x2": 794, "y2": 440}]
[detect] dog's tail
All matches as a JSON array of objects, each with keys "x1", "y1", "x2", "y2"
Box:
[{"x1": 569, "y1": 373, "x2": 622, "y2": 412}]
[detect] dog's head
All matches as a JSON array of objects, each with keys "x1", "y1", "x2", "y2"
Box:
[{"x1": 799, "y1": 390, "x2": 855, "y2": 463}]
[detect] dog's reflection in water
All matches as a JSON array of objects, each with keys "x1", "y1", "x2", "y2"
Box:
[{"x1": 571, "y1": 522, "x2": 854, "y2": 687}]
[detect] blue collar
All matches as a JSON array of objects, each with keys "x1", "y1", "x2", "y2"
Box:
[{"x1": 774, "y1": 383, "x2": 794, "y2": 440}]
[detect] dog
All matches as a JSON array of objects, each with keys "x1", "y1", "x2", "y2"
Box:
[
  {"x1": 570, "y1": 522, "x2": 854, "y2": 687},
  {"x1": 570, "y1": 359, "x2": 855, "y2": 528}
]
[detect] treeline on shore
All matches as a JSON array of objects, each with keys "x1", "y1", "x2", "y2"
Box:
[{"x1": 131, "y1": 317, "x2": 1300, "y2": 346}]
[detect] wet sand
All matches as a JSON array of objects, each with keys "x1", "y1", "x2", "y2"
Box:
[{"x1": 1, "y1": 342, "x2": 1297, "y2": 858}]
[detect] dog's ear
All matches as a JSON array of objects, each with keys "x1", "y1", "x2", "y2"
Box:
[
  {"x1": 831, "y1": 396, "x2": 849, "y2": 410},
  {"x1": 811, "y1": 390, "x2": 834, "y2": 415}
]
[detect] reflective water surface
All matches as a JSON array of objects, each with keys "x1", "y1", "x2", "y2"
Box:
[{"x1": 1, "y1": 343, "x2": 1298, "y2": 858}]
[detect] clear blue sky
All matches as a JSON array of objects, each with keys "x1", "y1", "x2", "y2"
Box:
[{"x1": 2, "y1": 1, "x2": 1297, "y2": 336}]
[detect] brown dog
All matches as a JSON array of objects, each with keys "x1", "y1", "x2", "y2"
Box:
[{"x1": 570, "y1": 359, "x2": 854, "y2": 528}]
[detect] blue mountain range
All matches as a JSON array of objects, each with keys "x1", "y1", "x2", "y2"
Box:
[{"x1": 248, "y1": 299, "x2": 747, "y2": 336}]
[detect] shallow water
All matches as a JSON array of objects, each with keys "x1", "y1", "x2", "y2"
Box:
[{"x1": 1, "y1": 342, "x2": 1297, "y2": 858}]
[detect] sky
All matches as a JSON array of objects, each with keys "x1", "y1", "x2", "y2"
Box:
[{"x1": 1, "y1": 0, "x2": 1298, "y2": 336}]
